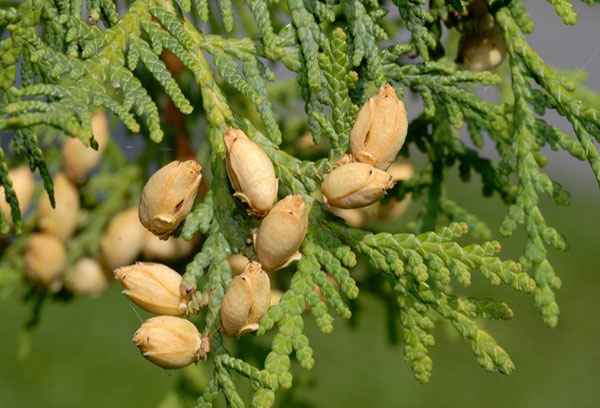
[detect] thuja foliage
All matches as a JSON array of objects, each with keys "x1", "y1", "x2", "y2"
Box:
[{"x1": 1, "y1": 0, "x2": 599, "y2": 405}]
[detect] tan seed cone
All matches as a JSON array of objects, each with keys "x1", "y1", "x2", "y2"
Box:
[
  {"x1": 65, "y1": 258, "x2": 110, "y2": 296},
  {"x1": 133, "y1": 316, "x2": 202, "y2": 369},
  {"x1": 25, "y1": 233, "x2": 66, "y2": 290},
  {"x1": 114, "y1": 262, "x2": 187, "y2": 316},
  {"x1": 254, "y1": 194, "x2": 308, "y2": 272},
  {"x1": 62, "y1": 111, "x2": 110, "y2": 184},
  {"x1": 224, "y1": 128, "x2": 278, "y2": 217},
  {"x1": 228, "y1": 254, "x2": 250, "y2": 276},
  {"x1": 350, "y1": 84, "x2": 408, "y2": 170},
  {"x1": 0, "y1": 166, "x2": 35, "y2": 228},
  {"x1": 38, "y1": 173, "x2": 80, "y2": 241},
  {"x1": 101, "y1": 207, "x2": 146, "y2": 270},
  {"x1": 139, "y1": 160, "x2": 202, "y2": 239},
  {"x1": 221, "y1": 261, "x2": 271, "y2": 337},
  {"x1": 142, "y1": 229, "x2": 197, "y2": 262},
  {"x1": 321, "y1": 162, "x2": 394, "y2": 209}
]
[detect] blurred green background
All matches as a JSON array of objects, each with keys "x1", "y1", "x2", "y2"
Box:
[{"x1": 1, "y1": 170, "x2": 599, "y2": 408}]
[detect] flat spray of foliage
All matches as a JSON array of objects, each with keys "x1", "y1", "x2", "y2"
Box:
[{"x1": 1, "y1": 0, "x2": 599, "y2": 406}]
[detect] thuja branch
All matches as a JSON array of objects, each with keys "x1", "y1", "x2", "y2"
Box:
[
  {"x1": 0, "y1": 0, "x2": 599, "y2": 407},
  {"x1": 490, "y1": 0, "x2": 600, "y2": 326}
]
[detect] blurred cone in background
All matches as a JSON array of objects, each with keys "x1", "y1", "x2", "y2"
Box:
[
  {"x1": 62, "y1": 111, "x2": 111, "y2": 184},
  {"x1": 269, "y1": 289, "x2": 283, "y2": 307},
  {"x1": 296, "y1": 132, "x2": 325, "y2": 152},
  {"x1": 378, "y1": 162, "x2": 414, "y2": 221},
  {"x1": 24, "y1": 233, "x2": 66, "y2": 291},
  {"x1": 38, "y1": 173, "x2": 80, "y2": 241},
  {"x1": 65, "y1": 258, "x2": 110, "y2": 296},
  {"x1": 330, "y1": 204, "x2": 380, "y2": 228},
  {"x1": 101, "y1": 207, "x2": 146, "y2": 271},
  {"x1": 142, "y1": 230, "x2": 198, "y2": 262}
]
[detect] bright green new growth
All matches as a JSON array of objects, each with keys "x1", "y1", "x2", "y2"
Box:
[{"x1": 1, "y1": 0, "x2": 599, "y2": 406}]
